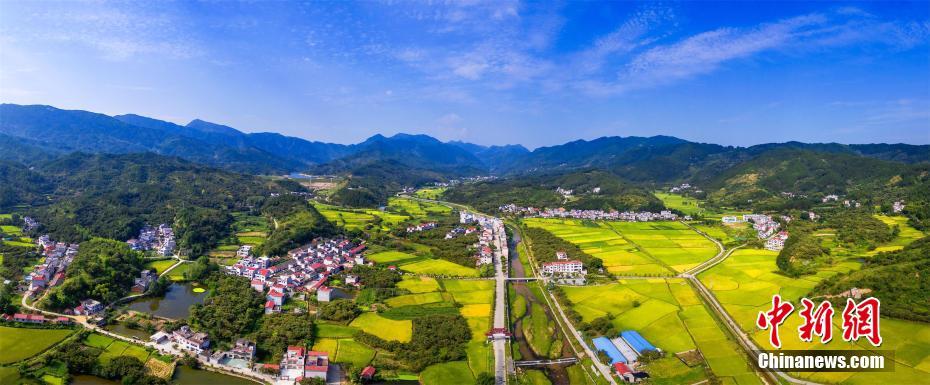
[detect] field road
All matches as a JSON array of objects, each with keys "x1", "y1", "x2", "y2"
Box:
[
  {"x1": 684, "y1": 222, "x2": 821, "y2": 385},
  {"x1": 491, "y1": 217, "x2": 509, "y2": 385}
]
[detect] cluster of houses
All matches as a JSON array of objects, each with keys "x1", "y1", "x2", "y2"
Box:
[
  {"x1": 460, "y1": 211, "x2": 496, "y2": 266},
  {"x1": 668, "y1": 183, "x2": 701, "y2": 194},
  {"x1": 405, "y1": 221, "x2": 437, "y2": 233},
  {"x1": 593, "y1": 330, "x2": 657, "y2": 383},
  {"x1": 127, "y1": 224, "x2": 176, "y2": 256},
  {"x1": 893, "y1": 201, "x2": 905, "y2": 213},
  {"x1": 22, "y1": 216, "x2": 39, "y2": 232},
  {"x1": 70, "y1": 298, "x2": 104, "y2": 316},
  {"x1": 131, "y1": 270, "x2": 159, "y2": 293},
  {"x1": 1, "y1": 312, "x2": 72, "y2": 325},
  {"x1": 541, "y1": 251, "x2": 587, "y2": 285},
  {"x1": 26, "y1": 235, "x2": 79, "y2": 291},
  {"x1": 721, "y1": 214, "x2": 788, "y2": 251},
  {"x1": 270, "y1": 346, "x2": 329, "y2": 383},
  {"x1": 226, "y1": 237, "x2": 367, "y2": 313},
  {"x1": 498, "y1": 205, "x2": 688, "y2": 222},
  {"x1": 444, "y1": 225, "x2": 477, "y2": 239}
]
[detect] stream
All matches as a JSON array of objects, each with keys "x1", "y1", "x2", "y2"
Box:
[{"x1": 509, "y1": 230, "x2": 574, "y2": 385}]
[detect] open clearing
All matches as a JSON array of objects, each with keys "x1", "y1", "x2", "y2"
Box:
[
  {"x1": 0, "y1": 326, "x2": 74, "y2": 364},
  {"x1": 562, "y1": 279, "x2": 761, "y2": 384},
  {"x1": 655, "y1": 192, "x2": 705, "y2": 216},
  {"x1": 524, "y1": 218, "x2": 672, "y2": 275},
  {"x1": 700, "y1": 247, "x2": 930, "y2": 385}
]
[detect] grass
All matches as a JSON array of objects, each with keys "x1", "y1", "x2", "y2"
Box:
[
  {"x1": 349, "y1": 312, "x2": 413, "y2": 342},
  {"x1": 420, "y1": 361, "x2": 474, "y2": 385},
  {"x1": 166, "y1": 263, "x2": 191, "y2": 281},
  {"x1": 367, "y1": 251, "x2": 420, "y2": 265},
  {"x1": 313, "y1": 202, "x2": 410, "y2": 231},
  {"x1": 123, "y1": 344, "x2": 151, "y2": 362},
  {"x1": 0, "y1": 326, "x2": 74, "y2": 364},
  {"x1": 387, "y1": 197, "x2": 451, "y2": 218},
  {"x1": 699, "y1": 247, "x2": 930, "y2": 385},
  {"x1": 144, "y1": 259, "x2": 177, "y2": 274},
  {"x1": 385, "y1": 292, "x2": 446, "y2": 307},
  {"x1": 524, "y1": 218, "x2": 672, "y2": 275},
  {"x1": 606, "y1": 221, "x2": 718, "y2": 272},
  {"x1": 1, "y1": 225, "x2": 23, "y2": 235},
  {"x1": 97, "y1": 340, "x2": 131, "y2": 364},
  {"x1": 519, "y1": 369, "x2": 552, "y2": 385},
  {"x1": 311, "y1": 338, "x2": 339, "y2": 355}
]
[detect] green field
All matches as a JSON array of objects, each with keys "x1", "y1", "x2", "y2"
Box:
[
  {"x1": 313, "y1": 202, "x2": 410, "y2": 231},
  {"x1": 655, "y1": 192, "x2": 705, "y2": 216},
  {"x1": 397, "y1": 276, "x2": 441, "y2": 293},
  {"x1": 166, "y1": 262, "x2": 191, "y2": 281},
  {"x1": 335, "y1": 338, "x2": 375, "y2": 368},
  {"x1": 1, "y1": 225, "x2": 23, "y2": 235},
  {"x1": 413, "y1": 187, "x2": 447, "y2": 200},
  {"x1": 400, "y1": 258, "x2": 478, "y2": 277},
  {"x1": 367, "y1": 251, "x2": 421, "y2": 264},
  {"x1": 83, "y1": 333, "x2": 116, "y2": 349},
  {"x1": 700, "y1": 247, "x2": 930, "y2": 384},
  {"x1": 420, "y1": 361, "x2": 474, "y2": 385},
  {"x1": 0, "y1": 326, "x2": 74, "y2": 364},
  {"x1": 349, "y1": 312, "x2": 413, "y2": 342},
  {"x1": 97, "y1": 340, "x2": 131, "y2": 364},
  {"x1": 387, "y1": 197, "x2": 452, "y2": 218},
  {"x1": 607, "y1": 221, "x2": 718, "y2": 272},
  {"x1": 563, "y1": 279, "x2": 761, "y2": 384},
  {"x1": 316, "y1": 323, "x2": 359, "y2": 339},
  {"x1": 144, "y1": 259, "x2": 177, "y2": 274},
  {"x1": 524, "y1": 218, "x2": 671, "y2": 275}
]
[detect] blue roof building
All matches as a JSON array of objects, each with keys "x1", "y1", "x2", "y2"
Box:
[
  {"x1": 621, "y1": 330, "x2": 657, "y2": 354},
  {"x1": 592, "y1": 337, "x2": 626, "y2": 364}
]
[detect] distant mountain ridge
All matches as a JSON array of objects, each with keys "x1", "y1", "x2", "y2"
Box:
[{"x1": 1, "y1": 104, "x2": 927, "y2": 179}]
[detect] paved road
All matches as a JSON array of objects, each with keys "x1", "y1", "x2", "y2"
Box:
[
  {"x1": 685, "y1": 223, "x2": 821, "y2": 385},
  {"x1": 491, "y1": 219, "x2": 509, "y2": 385}
]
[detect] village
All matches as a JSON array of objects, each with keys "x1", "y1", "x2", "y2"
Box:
[{"x1": 498, "y1": 204, "x2": 689, "y2": 222}]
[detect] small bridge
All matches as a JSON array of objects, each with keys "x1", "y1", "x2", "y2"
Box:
[{"x1": 513, "y1": 358, "x2": 579, "y2": 367}]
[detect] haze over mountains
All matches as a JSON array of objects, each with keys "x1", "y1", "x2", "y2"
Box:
[{"x1": 1, "y1": 103, "x2": 928, "y2": 178}]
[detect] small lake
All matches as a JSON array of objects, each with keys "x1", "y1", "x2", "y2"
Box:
[
  {"x1": 172, "y1": 366, "x2": 259, "y2": 385},
  {"x1": 127, "y1": 282, "x2": 206, "y2": 320}
]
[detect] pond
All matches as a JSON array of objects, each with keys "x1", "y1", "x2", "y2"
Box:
[
  {"x1": 127, "y1": 282, "x2": 207, "y2": 320},
  {"x1": 172, "y1": 366, "x2": 259, "y2": 385}
]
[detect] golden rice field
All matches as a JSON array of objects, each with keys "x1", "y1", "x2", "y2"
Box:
[{"x1": 699, "y1": 247, "x2": 930, "y2": 385}]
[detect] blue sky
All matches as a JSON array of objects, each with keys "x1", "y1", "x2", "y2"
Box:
[{"x1": 1, "y1": 1, "x2": 928, "y2": 148}]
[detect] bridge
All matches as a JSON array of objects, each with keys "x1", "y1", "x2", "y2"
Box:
[{"x1": 513, "y1": 358, "x2": 579, "y2": 367}]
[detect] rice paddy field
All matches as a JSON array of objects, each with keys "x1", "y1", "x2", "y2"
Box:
[
  {"x1": 313, "y1": 202, "x2": 410, "y2": 231},
  {"x1": 562, "y1": 279, "x2": 762, "y2": 385},
  {"x1": 607, "y1": 221, "x2": 719, "y2": 272},
  {"x1": 420, "y1": 361, "x2": 475, "y2": 385},
  {"x1": 349, "y1": 312, "x2": 413, "y2": 342},
  {"x1": 144, "y1": 259, "x2": 177, "y2": 274},
  {"x1": 387, "y1": 197, "x2": 452, "y2": 218},
  {"x1": 0, "y1": 326, "x2": 74, "y2": 364},
  {"x1": 523, "y1": 218, "x2": 672, "y2": 276},
  {"x1": 654, "y1": 192, "x2": 705, "y2": 216},
  {"x1": 413, "y1": 187, "x2": 447, "y2": 200},
  {"x1": 366, "y1": 250, "x2": 478, "y2": 277},
  {"x1": 699, "y1": 247, "x2": 930, "y2": 385}
]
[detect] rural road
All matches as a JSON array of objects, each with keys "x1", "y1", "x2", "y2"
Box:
[{"x1": 685, "y1": 222, "x2": 821, "y2": 385}]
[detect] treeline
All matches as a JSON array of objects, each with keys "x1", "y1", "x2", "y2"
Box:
[
  {"x1": 522, "y1": 226, "x2": 604, "y2": 271},
  {"x1": 55, "y1": 340, "x2": 168, "y2": 385},
  {"x1": 354, "y1": 314, "x2": 471, "y2": 371},
  {"x1": 776, "y1": 233, "x2": 831, "y2": 277},
  {"x1": 257, "y1": 194, "x2": 336, "y2": 257},
  {"x1": 255, "y1": 313, "x2": 315, "y2": 361},
  {"x1": 444, "y1": 170, "x2": 665, "y2": 214},
  {"x1": 828, "y1": 211, "x2": 895, "y2": 248},
  {"x1": 12, "y1": 153, "x2": 291, "y2": 254},
  {"x1": 330, "y1": 160, "x2": 447, "y2": 207},
  {"x1": 189, "y1": 273, "x2": 265, "y2": 344},
  {"x1": 812, "y1": 237, "x2": 930, "y2": 322},
  {"x1": 401, "y1": 223, "x2": 480, "y2": 268},
  {"x1": 45, "y1": 239, "x2": 145, "y2": 309}
]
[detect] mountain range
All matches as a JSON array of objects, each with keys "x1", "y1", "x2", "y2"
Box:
[{"x1": 1, "y1": 103, "x2": 928, "y2": 180}]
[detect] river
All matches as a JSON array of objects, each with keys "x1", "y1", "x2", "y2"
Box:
[{"x1": 509, "y1": 229, "x2": 574, "y2": 385}]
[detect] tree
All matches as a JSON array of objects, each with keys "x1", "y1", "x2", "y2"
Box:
[
  {"x1": 45, "y1": 238, "x2": 145, "y2": 309},
  {"x1": 476, "y1": 372, "x2": 495, "y2": 385},
  {"x1": 317, "y1": 300, "x2": 360, "y2": 322},
  {"x1": 256, "y1": 314, "x2": 315, "y2": 360},
  {"x1": 189, "y1": 274, "x2": 264, "y2": 343}
]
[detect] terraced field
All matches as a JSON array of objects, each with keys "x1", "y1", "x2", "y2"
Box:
[
  {"x1": 313, "y1": 202, "x2": 410, "y2": 231},
  {"x1": 562, "y1": 279, "x2": 762, "y2": 385},
  {"x1": 413, "y1": 187, "x2": 447, "y2": 200},
  {"x1": 607, "y1": 221, "x2": 718, "y2": 272},
  {"x1": 700, "y1": 247, "x2": 930, "y2": 385},
  {"x1": 523, "y1": 218, "x2": 671, "y2": 275}
]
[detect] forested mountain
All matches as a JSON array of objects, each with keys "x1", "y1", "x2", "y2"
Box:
[
  {"x1": 312, "y1": 133, "x2": 487, "y2": 176},
  {"x1": 444, "y1": 169, "x2": 664, "y2": 213},
  {"x1": 10, "y1": 153, "x2": 292, "y2": 254}
]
